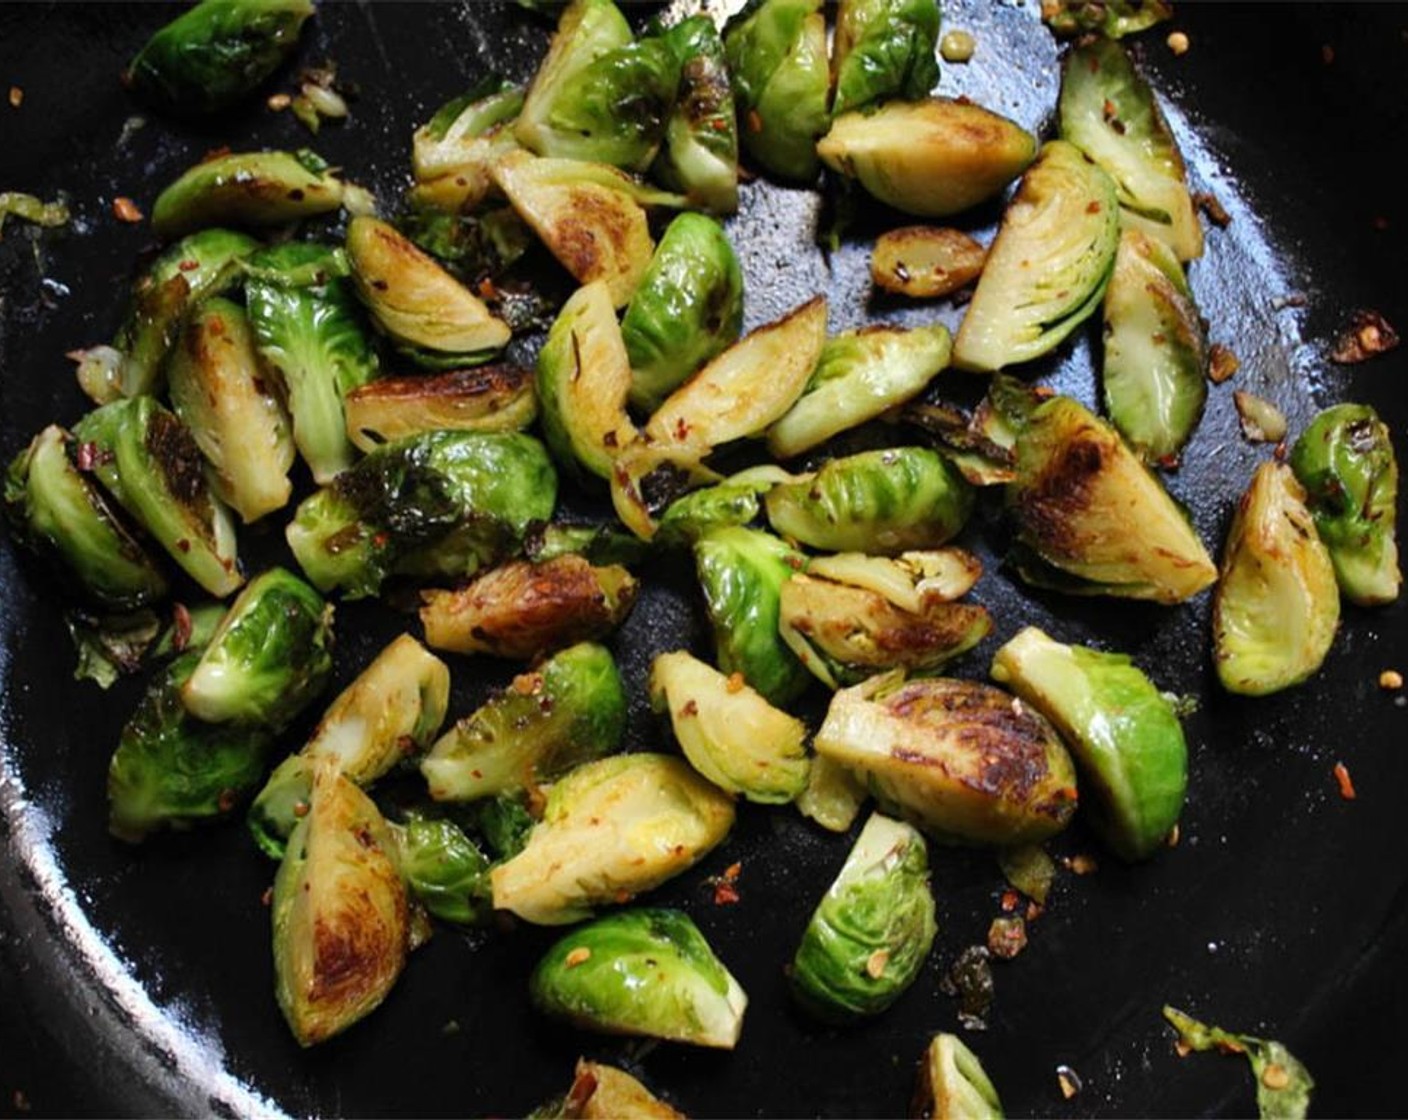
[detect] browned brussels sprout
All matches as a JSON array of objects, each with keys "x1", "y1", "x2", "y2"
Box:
[
  {"x1": 343, "y1": 364, "x2": 536, "y2": 453},
  {"x1": 151, "y1": 150, "x2": 350, "y2": 240}
]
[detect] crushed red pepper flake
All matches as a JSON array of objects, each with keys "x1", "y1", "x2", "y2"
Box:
[
  {"x1": 171, "y1": 602, "x2": 193, "y2": 651},
  {"x1": 1330, "y1": 309, "x2": 1400, "y2": 363},
  {"x1": 112, "y1": 196, "x2": 144, "y2": 223},
  {"x1": 1333, "y1": 761, "x2": 1357, "y2": 800},
  {"x1": 1000, "y1": 889, "x2": 1020, "y2": 913}
]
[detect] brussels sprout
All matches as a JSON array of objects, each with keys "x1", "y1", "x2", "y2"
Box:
[
  {"x1": 539, "y1": 1059, "x2": 684, "y2": 1120},
  {"x1": 765, "y1": 447, "x2": 973, "y2": 555},
  {"x1": 815, "y1": 673, "x2": 1079, "y2": 845},
  {"x1": 990, "y1": 626, "x2": 1186, "y2": 861},
  {"x1": 285, "y1": 430, "x2": 556, "y2": 598},
  {"x1": 724, "y1": 0, "x2": 830, "y2": 182},
  {"x1": 411, "y1": 82, "x2": 524, "y2": 213},
  {"x1": 107, "y1": 652, "x2": 274, "y2": 842},
  {"x1": 273, "y1": 761, "x2": 410, "y2": 1047},
  {"x1": 1290, "y1": 403, "x2": 1401, "y2": 606},
  {"x1": 390, "y1": 812, "x2": 494, "y2": 927},
  {"x1": 767, "y1": 324, "x2": 951, "y2": 460},
  {"x1": 807, "y1": 548, "x2": 983, "y2": 613},
  {"x1": 795, "y1": 755, "x2": 868, "y2": 833},
  {"x1": 1006, "y1": 396, "x2": 1217, "y2": 602},
  {"x1": 912, "y1": 1033, "x2": 1005, "y2": 1120},
  {"x1": 524, "y1": 520, "x2": 651, "y2": 567},
  {"x1": 151, "y1": 150, "x2": 348, "y2": 240},
  {"x1": 1059, "y1": 37, "x2": 1202, "y2": 261},
  {"x1": 790, "y1": 812, "x2": 936, "y2": 1020},
  {"x1": 694, "y1": 527, "x2": 810, "y2": 706},
  {"x1": 467, "y1": 793, "x2": 536, "y2": 861},
  {"x1": 398, "y1": 205, "x2": 534, "y2": 282},
  {"x1": 422, "y1": 641, "x2": 626, "y2": 802},
  {"x1": 952, "y1": 141, "x2": 1120, "y2": 372},
  {"x1": 66, "y1": 602, "x2": 227, "y2": 691},
  {"x1": 126, "y1": 0, "x2": 313, "y2": 116},
  {"x1": 655, "y1": 465, "x2": 794, "y2": 548},
  {"x1": 871, "y1": 226, "x2": 987, "y2": 300},
  {"x1": 529, "y1": 908, "x2": 746, "y2": 1047},
  {"x1": 490, "y1": 754, "x2": 735, "y2": 925},
  {"x1": 1213, "y1": 462, "x2": 1340, "y2": 697},
  {"x1": 342, "y1": 365, "x2": 536, "y2": 454},
  {"x1": 819, "y1": 99, "x2": 1036, "y2": 219},
  {"x1": 832, "y1": 0, "x2": 941, "y2": 117},
  {"x1": 654, "y1": 16, "x2": 738, "y2": 214},
  {"x1": 1042, "y1": 0, "x2": 1171, "y2": 38},
  {"x1": 621, "y1": 213, "x2": 745, "y2": 415},
  {"x1": 71, "y1": 397, "x2": 242, "y2": 598},
  {"x1": 420, "y1": 556, "x2": 637, "y2": 659},
  {"x1": 4, "y1": 425, "x2": 168, "y2": 610},
  {"x1": 608, "y1": 444, "x2": 724, "y2": 543},
  {"x1": 1101, "y1": 229, "x2": 1207, "y2": 465}
]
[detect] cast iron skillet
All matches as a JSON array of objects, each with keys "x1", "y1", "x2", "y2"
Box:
[{"x1": 2, "y1": 3, "x2": 1406, "y2": 1116}]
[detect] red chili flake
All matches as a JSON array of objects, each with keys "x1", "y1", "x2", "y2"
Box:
[
  {"x1": 398, "y1": 735, "x2": 417, "y2": 755},
  {"x1": 75, "y1": 441, "x2": 98, "y2": 471},
  {"x1": 478, "y1": 278, "x2": 499, "y2": 301},
  {"x1": 1025, "y1": 901, "x2": 1045, "y2": 922},
  {"x1": 746, "y1": 109, "x2": 763, "y2": 134},
  {"x1": 1085, "y1": 201, "x2": 1101, "y2": 214},
  {"x1": 680, "y1": 699, "x2": 699, "y2": 718},
  {"x1": 713, "y1": 880, "x2": 740, "y2": 906},
  {"x1": 673, "y1": 416, "x2": 691, "y2": 441},
  {"x1": 1333, "y1": 761, "x2": 1357, "y2": 800},
  {"x1": 178, "y1": 258, "x2": 199, "y2": 272},
  {"x1": 372, "y1": 532, "x2": 390, "y2": 549},
  {"x1": 112, "y1": 196, "x2": 144, "y2": 223},
  {"x1": 293, "y1": 801, "x2": 309, "y2": 818},
  {"x1": 170, "y1": 602, "x2": 193, "y2": 651},
  {"x1": 1330, "y1": 310, "x2": 1400, "y2": 364},
  {"x1": 217, "y1": 788, "x2": 237, "y2": 812},
  {"x1": 176, "y1": 538, "x2": 191, "y2": 553},
  {"x1": 260, "y1": 887, "x2": 274, "y2": 907},
  {"x1": 999, "y1": 889, "x2": 1020, "y2": 913}
]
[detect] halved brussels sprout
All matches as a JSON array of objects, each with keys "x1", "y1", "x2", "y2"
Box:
[
  {"x1": 912, "y1": 1034, "x2": 1005, "y2": 1120},
  {"x1": 530, "y1": 908, "x2": 746, "y2": 1048},
  {"x1": 411, "y1": 82, "x2": 524, "y2": 212},
  {"x1": 420, "y1": 555, "x2": 637, "y2": 659},
  {"x1": 790, "y1": 812, "x2": 936, "y2": 1020},
  {"x1": 126, "y1": 0, "x2": 313, "y2": 116},
  {"x1": 654, "y1": 16, "x2": 739, "y2": 214},
  {"x1": 71, "y1": 397, "x2": 242, "y2": 598},
  {"x1": 952, "y1": 141, "x2": 1120, "y2": 372},
  {"x1": 807, "y1": 548, "x2": 982, "y2": 613},
  {"x1": 343, "y1": 364, "x2": 536, "y2": 453},
  {"x1": 1059, "y1": 37, "x2": 1202, "y2": 261},
  {"x1": 622, "y1": 213, "x2": 745, "y2": 415},
  {"x1": 273, "y1": 762, "x2": 409, "y2": 1047},
  {"x1": 795, "y1": 755, "x2": 868, "y2": 833},
  {"x1": 1006, "y1": 396, "x2": 1217, "y2": 602},
  {"x1": 815, "y1": 673, "x2": 1079, "y2": 846},
  {"x1": 391, "y1": 812, "x2": 494, "y2": 927},
  {"x1": 422, "y1": 641, "x2": 626, "y2": 801},
  {"x1": 765, "y1": 447, "x2": 973, "y2": 555},
  {"x1": 991, "y1": 626, "x2": 1185, "y2": 861},
  {"x1": 1101, "y1": 229, "x2": 1207, "y2": 465},
  {"x1": 151, "y1": 150, "x2": 348, "y2": 240},
  {"x1": 540, "y1": 1059, "x2": 684, "y2": 1120},
  {"x1": 767, "y1": 324, "x2": 951, "y2": 460},
  {"x1": 818, "y1": 99, "x2": 1036, "y2": 219},
  {"x1": 870, "y1": 226, "x2": 987, "y2": 299},
  {"x1": 1042, "y1": 0, "x2": 1171, "y2": 38},
  {"x1": 832, "y1": 0, "x2": 941, "y2": 117},
  {"x1": 1290, "y1": 403, "x2": 1401, "y2": 606},
  {"x1": 490, "y1": 753, "x2": 734, "y2": 925},
  {"x1": 1213, "y1": 461, "x2": 1340, "y2": 696},
  {"x1": 655, "y1": 465, "x2": 795, "y2": 548},
  {"x1": 4, "y1": 425, "x2": 168, "y2": 610}
]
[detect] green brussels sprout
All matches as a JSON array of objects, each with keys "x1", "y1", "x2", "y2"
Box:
[
  {"x1": 466, "y1": 793, "x2": 536, "y2": 862},
  {"x1": 649, "y1": 649, "x2": 809, "y2": 803},
  {"x1": 71, "y1": 396, "x2": 243, "y2": 598},
  {"x1": 126, "y1": 0, "x2": 313, "y2": 117},
  {"x1": 1213, "y1": 461, "x2": 1340, "y2": 697},
  {"x1": 807, "y1": 547, "x2": 983, "y2": 612},
  {"x1": 390, "y1": 812, "x2": 494, "y2": 927},
  {"x1": 912, "y1": 1033, "x2": 1005, "y2": 1120},
  {"x1": 1100, "y1": 229, "x2": 1207, "y2": 465},
  {"x1": 4, "y1": 425, "x2": 168, "y2": 610},
  {"x1": 243, "y1": 240, "x2": 378, "y2": 484},
  {"x1": 653, "y1": 16, "x2": 739, "y2": 214},
  {"x1": 831, "y1": 0, "x2": 941, "y2": 117},
  {"x1": 1162, "y1": 1006, "x2": 1314, "y2": 1120},
  {"x1": 815, "y1": 673, "x2": 1079, "y2": 846},
  {"x1": 285, "y1": 430, "x2": 556, "y2": 598},
  {"x1": 1059, "y1": 37, "x2": 1202, "y2": 261},
  {"x1": 1006, "y1": 396, "x2": 1218, "y2": 603},
  {"x1": 273, "y1": 761, "x2": 410, "y2": 1047},
  {"x1": 621, "y1": 213, "x2": 745, "y2": 415},
  {"x1": 767, "y1": 324, "x2": 951, "y2": 460},
  {"x1": 1290, "y1": 403, "x2": 1401, "y2": 606},
  {"x1": 952, "y1": 141, "x2": 1120, "y2": 373},
  {"x1": 536, "y1": 1059, "x2": 684, "y2": 1120},
  {"x1": 795, "y1": 754, "x2": 868, "y2": 833},
  {"x1": 490, "y1": 753, "x2": 734, "y2": 925},
  {"x1": 529, "y1": 908, "x2": 746, "y2": 1048},
  {"x1": 790, "y1": 812, "x2": 936, "y2": 1020},
  {"x1": 990, "y1": 626, "x2": 1186, "y2": 861},
  {"x1": 107, "y1": 651, "x2": 274, "y2": 842},
  {"x1": 410, "y1": 82, "x2": 524, "y2": 213},
  {"x1": 1042, "y1": 0, "x2": 1171, "y2": 39},
  {"x1": 399, "y1": 204, "x2": 535, "y2": 284},
  {"x1": 694, "y1": 527, "x2": 811, "y2": 706},
  {"x1": 765, "y1": 447, "x2": 973, "y2": 555},
  {"x1": 343, "y1": 364, "x2": 537, "y2": 454},
  {"x1": 725, "y1": 0, "x2": 830, "y2": 182},
  {"x1": 151, "y1": 150, "x2": 349, "y2": 240},
  {"x1": 421, "y1": 641, "x2": 627, "y2": 802},
  {"x1": 524, "y1": 520, "x2": 651, "y2": 568},
  {"x1": 655, "y1": 465, "x2": 795, "y2": 548}
]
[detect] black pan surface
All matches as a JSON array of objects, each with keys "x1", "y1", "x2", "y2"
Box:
[{"x1": 3, "y1": 3, "x2": 1407, "y2": 1117}]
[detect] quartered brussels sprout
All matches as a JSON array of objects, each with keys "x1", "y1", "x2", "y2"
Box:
[
  {"x1": 273, "y1": 762, "x2": 410, "y2": 1047},
  {"x1": 1042, "y1": 0, "x2": 1171, "y2": 38},
  {"x1": 655, "y1": 465, "x2": 794, "y2": 548},
  {"x1": 537, "y1": 1059, "x2": 684, "y2": 1120},
  {"x1": 991, "y1": 626, "x2": 1186, "y2": 861},
  {"x1": 725, "y1": 0, "x2": 830, "y2": 182},
  {"x1": 654, "y1": 16, "x2": 739, "y2": 214},
  {"x1": 1213, "y1": 461, "x2": 1340, "y2": 697},
  {"x1": 912, "y1": 1033, "x2": 1005, "y2": 1120},
  {"x1": 694, "y1": 527, "x2": 811, "y2": 706},
  {"x1": 1290, "y1": 403, "x2": 1401, "y2": 606},
  {"x1": 343, "y1": 364, "x2": 537, "y2": 453},
  {"x1": 151, "y1": 150, "x2": 349, "y2": 240},
  {"x1": 815, "y1": 673, "x2": 1079, "y2": 846},
  {"x1": 767, "y1": 324, "x2": 951, "y2": 460},
  {"x1": 4, "y1": 425, "x2": 168, "y2": 610},
  {"x1": 649, "y1": 649, "x2": 809, "y2": 804},
  {"x1": 285, "y1": 430, "x2": 556, "y2": 598},
  {"x1": 819, "y1": 98, "x2": 1035, "y2": 219},
  {"x1": 490, "y1": 753, "x2": 734, "y2": 925},
  {"x1": 126, "y1": 0, "x2": 313, "y2": 116},
  {"x1": 71, "y1": 396, "x2": 243, "y2": 598},
  {"x1": 411, "y1": 82, "x2": 524, "y2": 213},
  {"x1": 422, "y1": 641, "x2": 626, "y2": 802},
  {"x1": 870, "y1": 226, "x2": 987, "y2": 299},
  {"x1": 832, "y1": 0, "x2": 941, "y2": 117},
  {"x1": 1101, "y1": 229, "x2": 1207, "y2": 465},
  {"x1": 1162, "y1": 1006, "x2": 1314, "y2": 1120},
  {"x1": 1006, "y1": 395, "x2": 1218, "y2": 602},
  {"x1": 795, "y1": 754, "x2": 868, "y2": 833},
  {"x1": 791, "y1": 813, "x2": 935, "y2": 1021},
  {"x1": 529, "y1": 908, "x2": 746, "y2": 1048},
  {"x1": 952, "y1": 141, "x2": 1120, "y2": 372},
  {"x1": 391, "y1": 812, "x2": 494, "y2": 927},
  {"x1": 621, "y1": 213, "x2": 745, "y2": 415}
]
